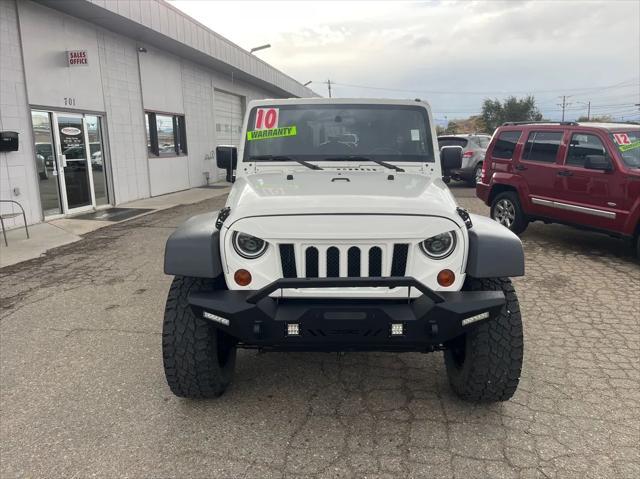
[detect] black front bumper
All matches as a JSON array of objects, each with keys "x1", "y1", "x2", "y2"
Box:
[{"x1": 188, "y1": 277, "x2": 505, "y2": 352}]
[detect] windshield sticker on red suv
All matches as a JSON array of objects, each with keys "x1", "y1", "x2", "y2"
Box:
[
  {"x1": 613, "y1": 133, "x2": 631, "y2": 145},
  {"x1": 247, "y1": 126, "x2": 297, "y2": 141},
  {"x1": 618, "y1": 140, "x2": 640, "y2": 152},
  {"x1": 254, "y1": 108, "x2": 279, "y2": 130}
]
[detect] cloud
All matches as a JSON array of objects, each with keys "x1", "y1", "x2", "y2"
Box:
[{"x1": 169, "y1": 0, "x2": 640, "y2": 121}]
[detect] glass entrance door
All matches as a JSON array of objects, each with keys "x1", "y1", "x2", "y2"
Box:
[
  {"x1": 31, "y1": 111, "x2": 63, "y2": 216},
  {"x1": 54, "y1": 114, "x2": 94, "y2": 211},
  {"x1": 86, "y1": 115, "x2": 109, "y2": 206},
  {"x1": 32, "y1": 110, "x2": 110, "y2": 218}
]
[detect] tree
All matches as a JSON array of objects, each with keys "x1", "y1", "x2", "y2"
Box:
[
  {"x1": 481, "y1": 96, "x2": 542, "y2": 132},
  {"x1": 577, "y1": 115, "x2": 613, "y2": 122},
  {"x1": 449, "y1": 115, "x2": 487, "y2": 134},
  {"x1": 446, "y1": 121, "x2": 461, "y2": 134}
]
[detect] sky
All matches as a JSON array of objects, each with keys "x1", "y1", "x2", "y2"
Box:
[{"x1": 169, "y1": 0, "x2": 640, "y2": 124}]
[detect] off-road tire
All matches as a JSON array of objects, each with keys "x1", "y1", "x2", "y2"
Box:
[
  {"x1": 490, "y1": 191, "x2": 528, "y2": 235},
  {"x1": 163, "y1": 275, "x2": 237, "y2": 398},
  {"x1": 444, "y1": 277, "x2": 523, "y2": 402}
]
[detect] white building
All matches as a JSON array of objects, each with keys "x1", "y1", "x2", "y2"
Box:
[{"x1": 0, "y1": 0, "x2": 314, "y2": 226}]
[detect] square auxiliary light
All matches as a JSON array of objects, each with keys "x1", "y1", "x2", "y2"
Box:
[
  {"x1": 286, "y1": 323, "x2": 300, "y2": 336},
  {"x1": 203, "y1": 311, "x2": 230, "y2": 326},
  {"x1": 461, "y1": 311, "x2": 489, "y2": 327},
  {"x1": 390, "y1": 323, "x2": 404, "y2": 336}
]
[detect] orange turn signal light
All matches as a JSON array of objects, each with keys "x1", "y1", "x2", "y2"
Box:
[
  {"x1": 234, "y1": 269, "x2": 252, "y2": 286},
  {"x1": 437, "y1": 269, "x2": 455, "y2": 287}
]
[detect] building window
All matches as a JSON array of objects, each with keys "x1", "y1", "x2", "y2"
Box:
[{"x1": 145, "y1": 112, "x2": 187, "y2": 157}]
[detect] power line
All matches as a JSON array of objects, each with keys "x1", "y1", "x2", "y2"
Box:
[
  {"x1": 520, "y1": 84, "x2": 640, "y2": 106},
  {"x1": 317, "y1": 77, "x2": 639, "y2": 96}
]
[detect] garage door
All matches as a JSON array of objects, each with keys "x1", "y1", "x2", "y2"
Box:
[{"x1": 214, "y1": 90, "x2": 243, "y2": 149}]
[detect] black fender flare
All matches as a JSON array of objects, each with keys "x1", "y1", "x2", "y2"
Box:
[
  {"x1": 465, "y1": 213, "x2": 525, "y2": 278},
  {"x1": 164, "y1": 212, "x2": 223, "y2": 278}
]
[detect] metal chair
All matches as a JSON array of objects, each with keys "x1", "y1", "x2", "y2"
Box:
[{"x1": 0, "y1": 200, "x2": 30, "y2": 246}]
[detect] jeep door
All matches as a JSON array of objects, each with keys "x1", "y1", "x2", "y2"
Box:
[
  {"x1": 517, "y1": 130, "x2": 565, "y2": 217},
  {"x1": 556, "y1": 130, "x2": 630, "y2": 233}
]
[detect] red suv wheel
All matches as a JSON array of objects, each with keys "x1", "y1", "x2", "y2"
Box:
[{"x1": 490, "y1": 192, "x2": 528, "y2": 235}]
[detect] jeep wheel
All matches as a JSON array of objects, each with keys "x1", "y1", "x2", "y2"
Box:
[
  {"x1": 490, "y1": 191, "x2": 528, "y2": 234},
  {"x1": 444, "y1": 277, "x2": 523, "y2": 402},
  {"x1": 163, "y1": 275, "x2": 237, "y2": 398}
]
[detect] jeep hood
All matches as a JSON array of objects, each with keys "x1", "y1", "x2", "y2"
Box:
[{"x1": 224, "y1": 171, "x2": 460, "y2": 224}]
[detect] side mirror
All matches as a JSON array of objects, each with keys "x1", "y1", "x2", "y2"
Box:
[
  {"x1": 584, "y1": 155, "x2": 612, "y2": 172},
  {"x1": 216, "y1": 145, "x2": 237, "y2": 182},
  {"x1": 440, "y1": 145, "x2": 463, "y2": 171}
]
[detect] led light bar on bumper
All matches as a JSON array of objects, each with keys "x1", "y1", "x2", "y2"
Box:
[{"x1": 190, "y1": 277, "x2": 505, "y2": 352}]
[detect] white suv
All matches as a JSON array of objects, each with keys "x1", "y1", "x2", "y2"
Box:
[{"x1": 163, "y1": 98, "x2": 525, "y2": 402}]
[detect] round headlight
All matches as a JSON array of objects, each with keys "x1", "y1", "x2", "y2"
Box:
[
  {"x1": 420, "y1": 231, "x2": 457, "y2": 259},
  {"x1": 232, "y1": 231, "x2": 267, "y2": 259}
]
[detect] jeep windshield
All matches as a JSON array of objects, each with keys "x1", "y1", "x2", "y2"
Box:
[
  {"x1": 243, "y1": 104, "x2": 434, "y2": 163},
  {"x1": 611, "y1": 131, "x2": 640, "y2": 168}
]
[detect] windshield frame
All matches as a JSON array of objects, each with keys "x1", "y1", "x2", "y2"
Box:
[{"x1": 242, "y1": 103, "x2": 435, "y2": 164}]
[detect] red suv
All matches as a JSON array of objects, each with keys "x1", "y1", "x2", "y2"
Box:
[{"x1": 476, "y1": 122, "x2": 640, "y2": 258}]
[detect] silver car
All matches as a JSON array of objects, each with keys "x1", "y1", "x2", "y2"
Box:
[{"x1": 438, "y1": 134, "x2": 491, "y2": 185}]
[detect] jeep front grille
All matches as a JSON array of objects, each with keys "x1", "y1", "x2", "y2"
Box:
[
  {"x1": 369, "y1": 246, "x2": 382, "y2": 276},
  {"x1": 278, "y1": 244, "x2": 409, "y2": 279},
  {"x1": 305, "y1": 247, "x2": 319, "y2": 278},
  {"x1": 390, "y1": 244, "x2": 409, "y2": 276},
  {"x1": 327, "y1": 247, "x2": 340, "y2": 277},
  {"x1": 279, "y1": 244, "x2": 297, "y2": 278},
  {"x1": 347, "y1": 247, "x2": 361, "y2": 277}
]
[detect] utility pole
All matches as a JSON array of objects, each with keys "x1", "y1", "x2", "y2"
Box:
[
  {"x1": 557, "y1": 95, "x2": 574, "y2": 122},
  {"x1": 586, "y1": 101, "x2": 591, "y2": 121},
  {"x1": 327, "y1": 79, "x2": 332, "y2": 98}
]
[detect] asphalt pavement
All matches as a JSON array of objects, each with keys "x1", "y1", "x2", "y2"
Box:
[{"x1": 1, "y1": 183, "x2": 638, "y2": 478}]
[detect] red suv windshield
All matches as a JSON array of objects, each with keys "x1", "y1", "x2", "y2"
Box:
[{"x1": 611, "y1": 131, "x2": 640, "y2": 168}]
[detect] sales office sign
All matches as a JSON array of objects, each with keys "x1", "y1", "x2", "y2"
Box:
[{"x1": 67, "y1": 50, "x2": 88, "y2": 66}]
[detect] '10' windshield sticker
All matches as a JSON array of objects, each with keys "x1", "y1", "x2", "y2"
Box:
[{"x1": 255, "y1": 108, "x2": 279, "y2": 130}]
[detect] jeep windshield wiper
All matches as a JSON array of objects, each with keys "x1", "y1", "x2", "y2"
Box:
[
  {"x1": 249, "y1": 155, "x2": 323, "y2": 170},
  {"x1": 324, "y1": 156, "x2": 405, "y2": 172}
]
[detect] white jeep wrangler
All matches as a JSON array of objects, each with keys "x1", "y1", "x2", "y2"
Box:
[{"x1": 163, "y1": 98, "x2": 525, "y2": 402}]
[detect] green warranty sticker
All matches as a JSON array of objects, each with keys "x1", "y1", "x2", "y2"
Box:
[
  {"x1": 247, "y1": 126, "x2": 297, "y2": 141},
  {"x1": 619, "y1": 140, "x2": 640, "y2": 152}
]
